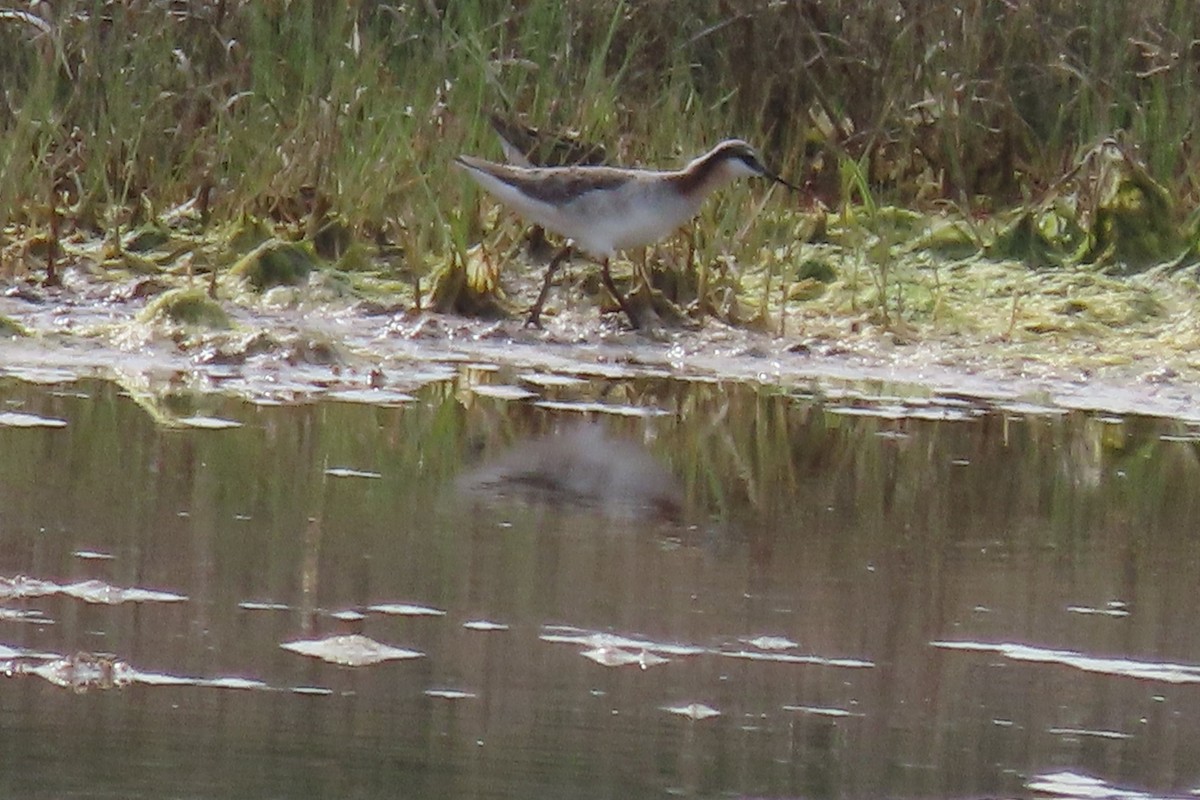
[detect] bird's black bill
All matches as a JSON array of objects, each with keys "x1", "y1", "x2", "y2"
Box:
[{"x1": 764, "y1": 171, "x2": 803, "y2": 192}]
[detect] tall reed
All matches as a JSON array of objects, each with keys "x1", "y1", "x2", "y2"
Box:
[{"x1": 1, "y1": 1, "x2": 1196, "y2": 274}]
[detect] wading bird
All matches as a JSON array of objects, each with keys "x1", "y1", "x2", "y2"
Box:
[{"x1": 456, "y1": 139, "x2": 800, "y2": 329}]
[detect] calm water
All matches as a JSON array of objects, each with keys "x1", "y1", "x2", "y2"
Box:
[{"x1": 2, "y1": 369, "x2": 1200, "y2": 799}]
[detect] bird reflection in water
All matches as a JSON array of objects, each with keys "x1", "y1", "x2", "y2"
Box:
[{"x1": 458, "y1": 423, "x2": 682, "y2": 521}]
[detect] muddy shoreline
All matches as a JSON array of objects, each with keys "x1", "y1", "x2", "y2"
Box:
[{"x1": 2, "y1": 269, "x2": 1199, "y2": 423}]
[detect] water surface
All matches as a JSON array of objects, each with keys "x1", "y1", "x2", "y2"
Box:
[{"x1": 2, "y1": 370, "x2": 1199, "y2": 799}]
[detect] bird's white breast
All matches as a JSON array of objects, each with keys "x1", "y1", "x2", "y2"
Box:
[{"x1": 548, "y1": 183, "x2": 703, "y2": 258}]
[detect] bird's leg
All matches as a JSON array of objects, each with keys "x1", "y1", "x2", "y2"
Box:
[
  {"x1": 525, "y1": 244, "x2": 573, "y2": 328},
  {"x1": 600, "y1": 258, "x2": 641, "y2": 330}
]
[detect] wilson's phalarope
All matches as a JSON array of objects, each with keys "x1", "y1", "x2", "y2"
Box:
[{"x1": 456, "y1": 139, "x2": 800, "y2": 329}]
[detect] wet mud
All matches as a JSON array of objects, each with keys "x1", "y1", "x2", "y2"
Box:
[{"x1": 2, "y1": 266, "x2": 1198, "y2": 421}]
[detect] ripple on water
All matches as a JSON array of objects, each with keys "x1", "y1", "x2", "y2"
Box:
[
  {"x1": 0, "y1": 575, "x2": 186, "y2": 605},
  {"x1": 1025, "y1": 770, "x2": 1164, "y2": 800},
  {"x1": 280, "y1": 634, "x2": 424, "y2": 666},
  {"x1": 0, "y1": 411, "x2": 68, "y2": 428},
  {"x1": 933, "y1": 640, "x2": 1200, "y2": 683}
]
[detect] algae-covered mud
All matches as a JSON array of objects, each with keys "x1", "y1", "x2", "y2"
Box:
[{"x1": 2, "y1": 206, "x2": 1199, "y2": 421}]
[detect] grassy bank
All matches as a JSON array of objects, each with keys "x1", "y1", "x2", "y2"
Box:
[{"x1": 1, "y1": 1, "x2": 1198, "y2": 321}]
